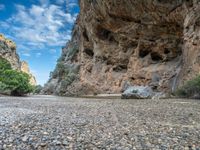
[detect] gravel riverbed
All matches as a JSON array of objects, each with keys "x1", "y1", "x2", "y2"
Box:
[{"x1": 0, "y1": 95, "x2": 200, "y2": 149}]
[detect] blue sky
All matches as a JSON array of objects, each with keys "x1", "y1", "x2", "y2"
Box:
[{"x1": 0, "y1": 0, "x2": 79, "y2": 85}]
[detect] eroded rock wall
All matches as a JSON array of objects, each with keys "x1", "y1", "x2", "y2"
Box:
[
  {"x1": 20, "y1": 61, "x2": 37, "y2": 86},
  {"x1": 0, "y1": 34, "x2": 20, "y2": 70},
  {"x1": 44, "y1": 0, "x2": 200, "y2": 96}
]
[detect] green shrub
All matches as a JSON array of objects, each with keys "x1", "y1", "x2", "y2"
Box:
[
  {"x1": 1, "y1": 70, "x2": 34, "y2": 96},
  {"x1": 0, "y1": 57, "x2": 12, "y2": 71},
  {"x1": 61, "y1": 73, "x2": 76, "y2": 87},
  {"x1": 66, "y1": 45, "x2": 79, "y2": 60},
  {"x1": 68, "y1": 47, "x2": 78, "y2": 57},
  {"x1": 0, "y1": 58, "x2": 33, "y2": 96},
  {"x1": 33, "y1": 85, "x2": 43, "y2": 94},
  {"x1": 175, "y1": 75, "x2": 200, "y2": 98}
]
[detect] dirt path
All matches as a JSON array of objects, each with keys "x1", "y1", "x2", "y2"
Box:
[{"x1": 0, "y1": 95, "x2": 200, "y2": 149}]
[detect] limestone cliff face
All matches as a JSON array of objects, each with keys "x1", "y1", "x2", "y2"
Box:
[
  {"x1": 0, "y1": 34, "x2": 20, "y2": 70},
  {"x1": 44, "y1": 0, "x2": 200, "y2": 96},
  {"x1": 0, "y1": 34, "x2": 37, "y2": 86},
  {"x1": 20, "y1": 61, "x2": 37, "y2": 86}
]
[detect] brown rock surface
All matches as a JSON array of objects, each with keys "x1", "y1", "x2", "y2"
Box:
[
  {"x1": 44, "y1": 0, "x2": 200, "y2": 96},
  {"x1": 0, "y1": 34, "x2": 20, "y2": 70},
  {"x1": 20, "y1": 61, "x2": 37, "y2": 86}
]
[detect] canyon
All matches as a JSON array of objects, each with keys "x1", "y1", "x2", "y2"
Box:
[{"x1": 43, "y1": 0, "x2": 200, "y2": 96}]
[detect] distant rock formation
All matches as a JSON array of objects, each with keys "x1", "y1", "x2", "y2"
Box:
[
  {"x1": 0, "y1": 34, "x2": 37, "y2": 86},
  {"x1": 44, "y1": 0, "x2": 200, "y2": 96},
  {"x1": 20, "y1": 61, "x2": 37, "y2": 86}
]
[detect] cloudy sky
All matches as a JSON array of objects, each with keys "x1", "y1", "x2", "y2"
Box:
[{"x1": 0, "y1": 0, "x2": 79, "y2": 85}]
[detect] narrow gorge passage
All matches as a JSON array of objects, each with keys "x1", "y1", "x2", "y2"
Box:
[{"x1": 0, "y1": 96, "x2": 200, "y2": 149}]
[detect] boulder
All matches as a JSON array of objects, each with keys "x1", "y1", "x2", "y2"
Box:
[
  {"x1": 152, "y1": 92, "x2": 167, "y2": 100},
  {"x1": 121, "y1": 86, "x2": 154, "y2": 99}
]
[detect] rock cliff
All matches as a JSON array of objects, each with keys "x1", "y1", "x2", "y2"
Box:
[
  {"x1": 0, "y1": 34, "x2": 20, "y2": 70},
  {"x1": 0, "y1": 34, "x2": 37, "y2": 86},
  {"x1": 44, "y1": 0, "x2": 200, "y2": 96},
  {"x1": 20, "y1": 61, "x2": 37, "y2": 86}
]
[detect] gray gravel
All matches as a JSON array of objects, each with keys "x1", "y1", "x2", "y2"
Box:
[{"x1": 0, "y1": 95, "x2": 200, "y2": 149}]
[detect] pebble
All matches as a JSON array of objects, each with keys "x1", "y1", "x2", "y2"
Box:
[
  {"x1": 22, "y1": 136, "x2": 28, "y2": 142},
  {"x1": 40, "y1": 143, "x2": 47, "y2": 147},
  {"x1": 43, "y1": 132, "x2": 49, "y2": 135},
  {"x1": 53, "y1": 140, "x2": 61, "y2": 145},
  {"x1": 0, "y1": 96, "x2": 200, "y2": 149},
  {"x1": 62, "y1": 140, "x2": 68, "y2": 146}
]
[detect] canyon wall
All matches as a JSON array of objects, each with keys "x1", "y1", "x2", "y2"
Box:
[
  {"x1": 20, "y1": 61, "x2": 37, "y2": 86},
  {"x1": 0, "y1": 34, "x2": 37, "y2": 86},
  {"x1": 44, "y1": 0, "x2": 200, "y2": 96},
  {"x1": 0, "y1": 34, "x2": 20, "y2": 70}
]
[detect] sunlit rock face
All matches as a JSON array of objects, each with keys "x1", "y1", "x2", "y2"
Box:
[
  {"x1": 0, "y1": 34, "x2": 37, "y2": 86},
  {"x1": 20, "y1": 61, "x2": 37, "y2": 86},
  {"x1": 44, "y1": 0, "x2": 200, "y2": 96},
  {"x1": 0, "y1": 34, "x2": 20, "y2": 70}
]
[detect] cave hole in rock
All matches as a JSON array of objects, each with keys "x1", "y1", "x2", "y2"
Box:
[
  {"x1": 108, "y1": 35, "x2": 118, "y2": 43},
  {"x1": 83, "y1": 30, "x2": 89, "y2": 41},
  {"x1": 139, "y1": 49, "x2": 150, "y2": 58},
  {"x1": 106, "y1": 59, "x2": 114, "y2": 65},
  {"x1": 151, "y1": 52, "x2": 163, "y2": 61},
  {"x1": 113, "y1": 65, "x2": 127, "y2": 72},
  {"x1": 130, "y1": 77, "x2": 135, "y2": 80},
  {"x1": 164, "y1": 48, "x2": 170, "y2": 54},
  {"x1": 195, "y1": 17, "x2": 200, "y2": 26},
  {"x1": 84, "y1": 48, "x2": 94, "y2": 57},
  {"x1": 185, "y1": 0, "x2": 193, "y2": 7},
  {"x1": 96, "y1": 26, "x2": 113, "y2": 41},
  {"x1": 11, "y1": 47, "x2": 16, "y2": 51},
  {"x1": 156, "y1": 0, "x2": 175, "y2": 4}
]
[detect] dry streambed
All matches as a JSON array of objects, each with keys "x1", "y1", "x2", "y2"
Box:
[{"x1": 0, "y1": 95, "x2": 200, "y2": 149}]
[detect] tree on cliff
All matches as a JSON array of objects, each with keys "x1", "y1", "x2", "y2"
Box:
[{"x1": 0, "y1": 57, "x2": 33, "y2": 96}]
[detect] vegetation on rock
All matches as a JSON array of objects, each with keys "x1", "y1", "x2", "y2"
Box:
[
  {"x1": 175, "y1": 75, "x2": 200, "y2": 99},
  {"x1": 33, "y1": 85, "x2": 43, "y2": 94},
  {"x1": 0, "y1": 57, "x2": 33, "y2": 96}
]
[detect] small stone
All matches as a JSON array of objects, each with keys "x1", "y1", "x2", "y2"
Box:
[
  {"x1": 3, "y1": 144, "x2": 6, "y2": 149},
  {"x1": 67, "y1": 136, "x2": 73, "y2": 141},
  {"x1": 53, "y1": 140, "x2": 61, "y2": 145},
  {"x1": 62, "y1": 140, "x2": 68, "y2": 146},
  {"x1": 22, "y1": 136, "x2": 28, "y2": 142},
  {"x1": 8, "y1": 137, "x2": 14, "y2": 142},
  {"x1": 43, "y1": 132, "x2": 49, "y2": 135},
  {"x1": 40, "y1": 143, "x2": 47, "y2": 147}
]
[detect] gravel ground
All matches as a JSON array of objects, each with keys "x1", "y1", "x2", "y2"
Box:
[{"x1": 0, "y1": 95, "x2": 200, "y2": 150}]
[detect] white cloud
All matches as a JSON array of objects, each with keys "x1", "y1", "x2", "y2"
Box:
[
  {"x1": 68, "y1": 2, "x2": 78, "y2": 8},
  {"x1": 13, "y1": 4, "x2": 75, "y2": 44},
  {"x1": 0, "y1": 1, "x2": 79, "y2": 85},
  {"x1": 22, "y1": 53, "x2": 31, "y2": 57},
  {"x1": 50, "y1": 49, "x2": 57, "y2": 54},
  {"x1": 0, "y1": 4, "x2": 5, "y2": 10},
  {"x1": 1, "y1": 2, "x2": 78, "y2": 52}
]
